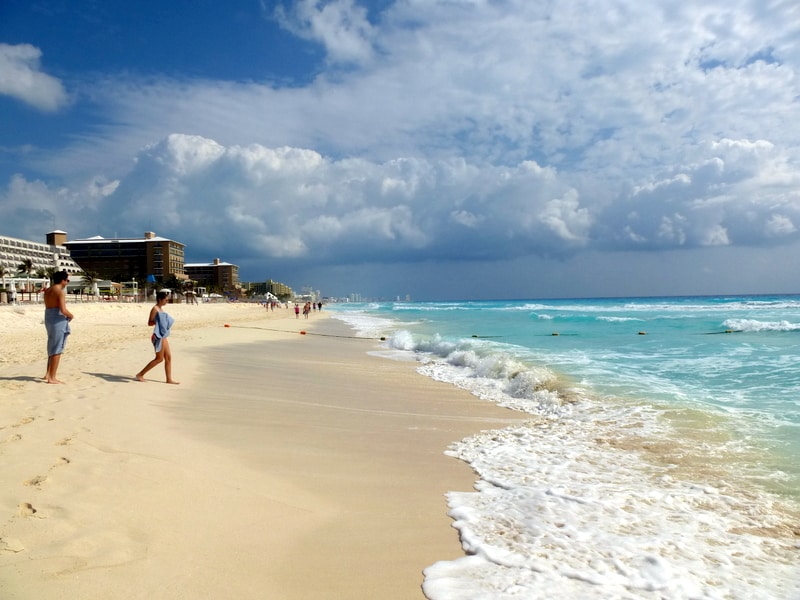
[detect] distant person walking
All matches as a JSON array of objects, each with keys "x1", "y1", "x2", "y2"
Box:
[
  {"x1": 135, "y1": 291, "x2": 179, "y2": 384},
  {"x1": 294, "y1": 303, "x2": 300, "y2": 318},
  {"x1": 43, "y1": 271, "x2": 74, "y2": 384}
]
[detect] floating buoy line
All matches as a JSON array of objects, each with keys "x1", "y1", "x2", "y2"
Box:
[
  {"x1": 224, "y1": 324, "x2": 747, "y2": 342},
  {"x1": 223, "y1": 324, "x2": 387, "y2": 341}
]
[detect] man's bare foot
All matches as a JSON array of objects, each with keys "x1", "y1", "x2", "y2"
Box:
[
  {"x1": 45, "y1": 378, "x2": 65, "y2": 384},
  {"x1": 166, "y1": 380, "x2": 180, "y2": 385},
  {"x1": 135, "y1": 374, "x2": 145, "y2": 382}
]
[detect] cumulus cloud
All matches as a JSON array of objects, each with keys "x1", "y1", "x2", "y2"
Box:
[
  {"x1": 5, "y1": 132, "x2": 799, "y2": 274},
  {"x1": 0, "y1": 43, "x2": 68, "y2": 111},
  {"x1": 84, "y1": 134, "x2": 586, "y2": 263}
]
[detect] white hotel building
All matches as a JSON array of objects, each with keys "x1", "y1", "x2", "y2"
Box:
[{"x1": 0, "y1": 230, "x2": 83, "y2": 280}]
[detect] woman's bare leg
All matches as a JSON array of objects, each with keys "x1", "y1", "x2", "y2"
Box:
[
  {"x1": 162, "y1": 339, "x2": 179, "y2": 384},
  {"x1": 136, "y1": 350, "x2": 164, "y2": 381}
]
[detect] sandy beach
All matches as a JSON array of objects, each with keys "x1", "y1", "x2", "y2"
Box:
[{"x1": 0, "y1": 300, "x2": 521, "y2": 599}]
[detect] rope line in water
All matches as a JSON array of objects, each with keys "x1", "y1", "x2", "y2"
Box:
[
  {"x1": 224, "y1": 324, "x2": 387, "y2": 341},
  {"x1": 224, "y1": 324, "x2": 750, "y2": 341}
]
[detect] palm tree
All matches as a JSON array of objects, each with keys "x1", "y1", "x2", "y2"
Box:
[
  {"x1": 0, "y1": 265, "x2": 9, "y2": 301},
  {"x1": 81, "y1": 271, "x2": 101, "y2": 301},
  {"x1": 163, "y1": 274, "x2": 189, "y2": 302},
  {"x1": 17, "y1": 258, "x2": 33, "y2": 277},
  {"x1": 16, "y1": 258, "x2": 34, "y2": 300}
]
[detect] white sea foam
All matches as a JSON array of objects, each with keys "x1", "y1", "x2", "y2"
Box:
[
  {"x1": 424, "y1": 416, "x2": 800, "y2": 599},
  {"x1": 331, "y1": 302, "x2": 800, "y2": 599},
  {"x1": 330, "y1": 309, "x2": 399, "y2": 338},
  {"x1": 597, "y1": 315, "x2": 645, "y2": 322},
  {"x1": 378, "y1": 328, "x2": 799, "y2": 599},
  {"x1": 723, "y1": 318, "x2": 800, "y2": 332}
]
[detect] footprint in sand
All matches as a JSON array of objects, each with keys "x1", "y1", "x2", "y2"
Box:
[
  {"x1": 3, "y1": 433, "x2": 22, "y2": 443},
  {"x1": 17, "y1": 503, "x2": 38, "y2": 517},
  {"x1": 55, "y1": 437, "x2": 73, "y2": 446},
  {"x1": 23, "y1": 475, "x2": 47, "y2": 487},
  {"x1": 0, "y1": 537, "x2": 25, "y2": 553},
  {"x1": 53, "y1": 457, "x2": 71, "y2": 467},
  {"x1": 12, "y1": 417, "x2": 35, "y2": 428}
]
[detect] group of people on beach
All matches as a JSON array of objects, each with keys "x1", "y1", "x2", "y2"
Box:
[
  {"x1": 43, "y1": 270, "x2": 178, "y2": 385},
  {"x1": 294, "y1": 301, "x2": 322, "y2": 319}
]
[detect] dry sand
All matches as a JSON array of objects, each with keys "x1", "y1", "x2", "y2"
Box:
[{"x1": 0, "y1": 300, "x2": 522, "y2": 599}]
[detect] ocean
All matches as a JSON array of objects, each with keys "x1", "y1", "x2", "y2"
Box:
[{"x1": 329, "y1": 295, "x2": 800, "y2": 600}]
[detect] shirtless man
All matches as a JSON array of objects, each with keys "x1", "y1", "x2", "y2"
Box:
[{"x1": 43, "y1": 271, "x2": 74, "y2": 384}]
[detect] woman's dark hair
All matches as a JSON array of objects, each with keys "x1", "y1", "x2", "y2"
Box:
[{"x1": 156, "y1": 291, "x2": 169, "y2": 301}]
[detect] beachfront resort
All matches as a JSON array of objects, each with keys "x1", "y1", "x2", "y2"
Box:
[{"x1": 0, "y1": 230, "x2": 298, "y2": 303}]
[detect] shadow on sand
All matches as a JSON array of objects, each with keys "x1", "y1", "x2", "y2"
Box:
[{"x1": 83, "y1": 372, "x2": 136, "y2": 383}]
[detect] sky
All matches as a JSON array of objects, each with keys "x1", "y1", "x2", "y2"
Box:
[{"x1": 1, "y1": 0, "x2": 799, "y2": 300}]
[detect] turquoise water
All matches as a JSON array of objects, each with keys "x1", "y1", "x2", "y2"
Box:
[{"x1": 331, "y1": 295, "x2": 800, "y2": 599}]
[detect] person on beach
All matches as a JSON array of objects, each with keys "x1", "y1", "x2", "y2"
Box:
[
  {"x1": 294, "y1": 303, "x2": 300, "y2": 318},
  {"x1": 135, "y1": 291, "x2": 179, "y2": 384},
  {"x1": 43, "y1": 270, "x2": 74, "y2": 384}
]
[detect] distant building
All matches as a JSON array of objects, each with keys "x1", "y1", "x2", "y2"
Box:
[
  {"x1": 64, "y1": 231, "x2": 186, "y2": 283},
  {"x1": 245, "y1": 279, "x2": 294, "y2": 299},
  {"x1": 0, "y1": 230, "x2": 82, "y2": 278},
  {"x1": 184, "y1": 258, "x2": 239, "y2": 293}
]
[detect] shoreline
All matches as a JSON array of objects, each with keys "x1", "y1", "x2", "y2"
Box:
[{"x1": 0, "y1": 302, "x2": 522, "y2": 599}]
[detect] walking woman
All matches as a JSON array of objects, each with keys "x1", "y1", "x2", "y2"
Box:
[{"x1": 135, "y1": 291, "x2": 180, "y2": 384}]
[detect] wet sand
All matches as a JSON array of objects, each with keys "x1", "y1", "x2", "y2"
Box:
[{"x1": 0, "y1": 301, "x2": 521, "y2": 599}]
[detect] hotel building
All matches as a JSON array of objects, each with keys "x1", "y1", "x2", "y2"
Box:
[
  {"x1": 184, "y1": 258, "x2": 240, "y2": 293},
  {"x1": 64, "y1": 231, "x2": 186, "y2": 283},
  {"x1": 245, "y1": 279, "x2": 294, "y2": 299},
  {"x1": 0, "y1": 230, "x2": 82, "y2": 277}
]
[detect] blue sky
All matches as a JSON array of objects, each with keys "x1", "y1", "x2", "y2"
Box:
[{"x1": 1, "y1": 0, "x2": 799, "y2": 300}]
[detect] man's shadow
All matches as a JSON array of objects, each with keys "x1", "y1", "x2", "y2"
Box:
[
  {"x1": 0, "y1": 375, "x2": 42, "y2": 382},
  {"x1": 83, "y1": 372, "x2": 135, "y2": 383}
]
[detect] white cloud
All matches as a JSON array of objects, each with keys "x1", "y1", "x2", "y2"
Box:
[
  {"x1": 538, "y1": 191, "x2": 591, "y2": 244},
  {"x1": 274, "y1": 0, "x2": 375, "y2": 65},
  {"x1": 657, "y1": 214, "x2": 688, "y2": 245},
  {"x1": 0, "y1": 43, "x2": 68, "y2": 111},
  {"x1": 764, "y1": 214, "x2": 796, "y2": 237},
  {"x1": 450, "y1": 210, "x2": 483, "y2": 228},
  {"x1": 702, "y1": 224, "x2": 730, "y2": 246}
]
